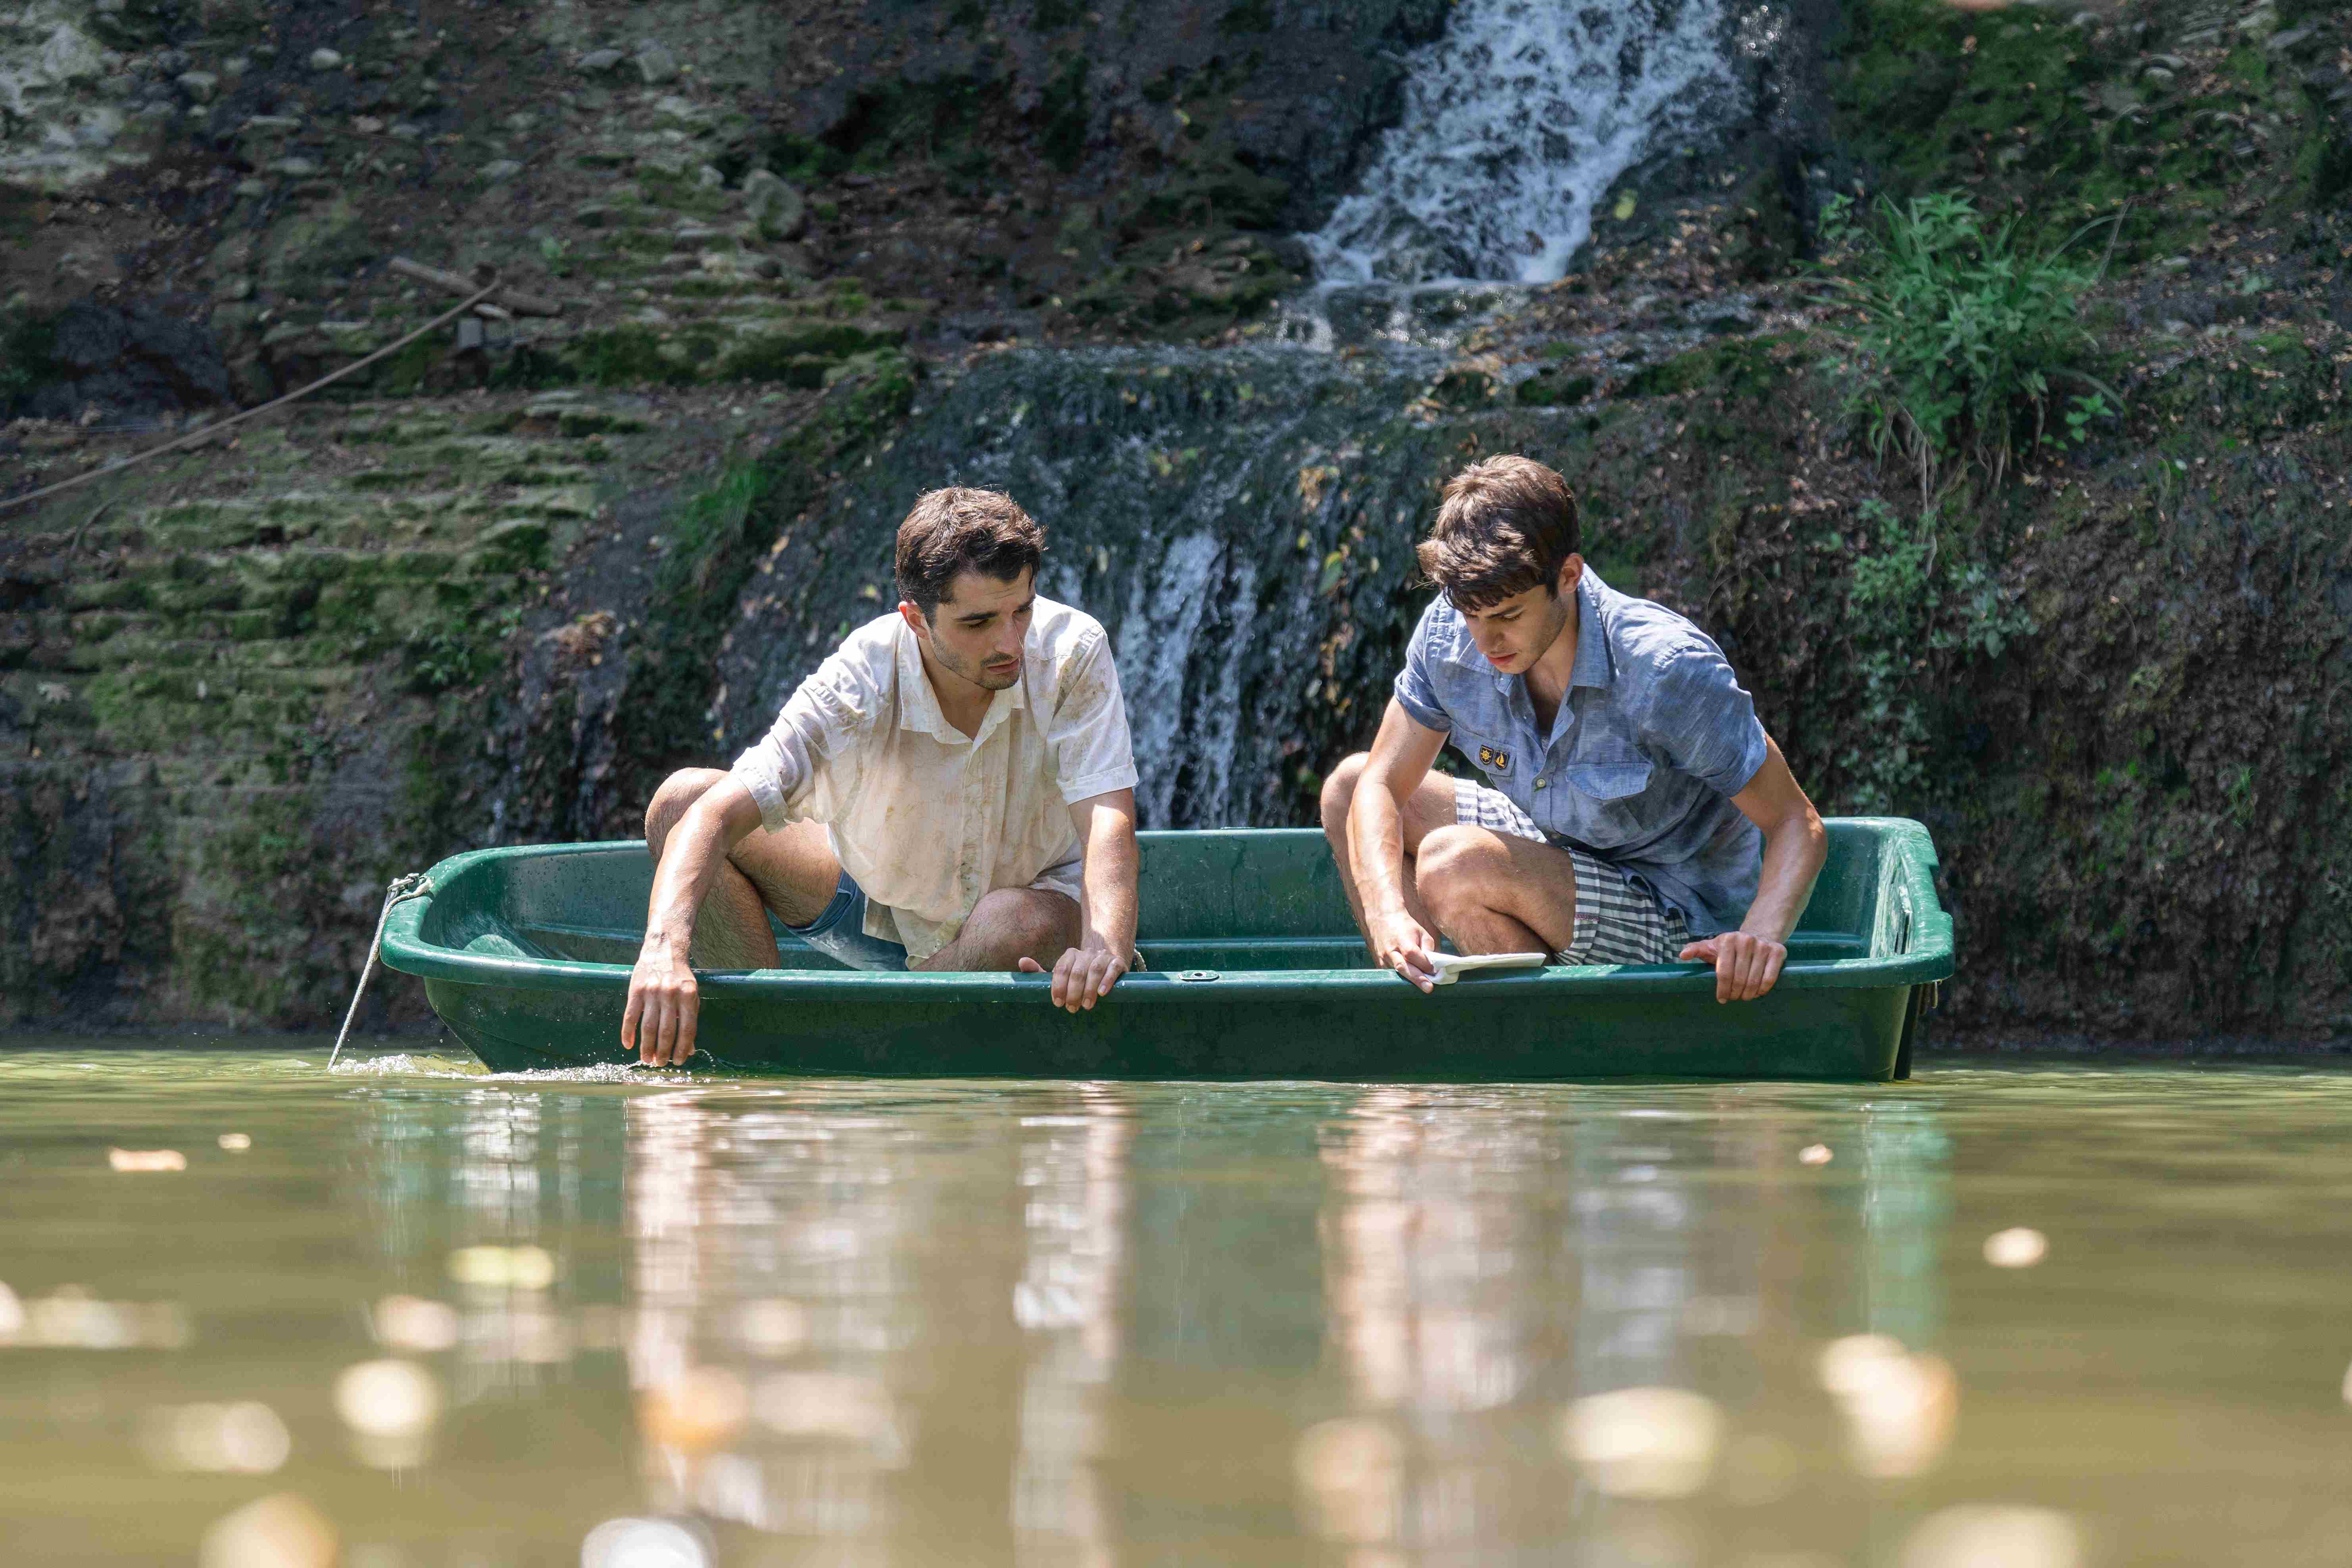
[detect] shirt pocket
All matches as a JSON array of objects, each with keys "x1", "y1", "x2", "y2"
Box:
[{"x1": 1562, "y1": 754, "x2": 1653, "y2": 801}]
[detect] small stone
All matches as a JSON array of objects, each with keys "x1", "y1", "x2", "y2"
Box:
[
  {"x1": 352, "y1": 115, "x2": 383, "y2": 134},
  {"x1": 308, "y1": 48, "x2": 343, "y2": 71},
  {"x1": 741, "y1": 168, "x2": 805, "y2": 241},
  {"x1": 482, "y1": 159, "x2": 523, "y2": 181},
  {"x1": 270, "y1": 157, "x2": 319, "y2": 176},
  {"x1": 214, "y1": 275, "x2": 254, "y2": 301},
  {"x1": 696, "y1": 163, "x2": 723, "y2": 189},
  {"x1": 634, "y1": 42, "x2": 678, "y2": 85},
  {"x1": 175, "y1": 71, "x2": 218, "y2": 103},
  {"x1": 572, "y1": 204, "x2": 614, "y2": 228},
  {"x1": 40, "y1": 23, "x2": 107, "y2": 84},
  {"x1": 578, "y1": 48, "x2": 625, "y2": 74}
]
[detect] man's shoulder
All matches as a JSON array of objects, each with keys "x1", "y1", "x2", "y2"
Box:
[
  {"x1": 1591, "y1": 576, "x2": 1729, "y2": 679},
  {"x1": 1409, "y1": 594, "x2": 1476, "y2": 663},
  {"x1": 1028, "y1": 595, "x2": 1111, "y2": 663}
]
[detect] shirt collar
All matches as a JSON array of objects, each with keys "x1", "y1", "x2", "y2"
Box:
[
  {"x1": 893, "y1": 614, "x2": 1026, "y2": 744},
  {"x1": 1567, "y1": 567, "x2": 1614, "y2": 691}
]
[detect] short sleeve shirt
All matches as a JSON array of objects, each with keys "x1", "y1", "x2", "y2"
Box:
[
  {"x1": 1393, "y1": 567, "x2": 1770, "y2": 937},
  {"x1": 729, "y1": 597, "x2": 1138, "y2": 961}
]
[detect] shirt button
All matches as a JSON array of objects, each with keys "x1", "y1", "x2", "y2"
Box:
[{"x1": 1535, "y1": 777, "x2": 1548, "y2": 789}]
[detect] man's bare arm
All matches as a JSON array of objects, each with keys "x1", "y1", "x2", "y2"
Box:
[
  {"x1": 1034, "y1": 788, "x2": 1138, "y2": 1013},
  {"x1": 1349, "y1": 699, "x2": 1451, "y2": 992},
  {"x1": 1676, "y1": 736, "x2": 1826, "y2": 1003},
  {"x1": 626, "y1": 776, "x2": 765, "y2": 1065}
]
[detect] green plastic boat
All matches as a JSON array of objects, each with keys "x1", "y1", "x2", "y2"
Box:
[{"x1": 380, "y1": 819, "x2": 1952, "y2": 1081}]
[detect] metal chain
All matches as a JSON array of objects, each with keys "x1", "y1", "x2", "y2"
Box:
[{"x1": 328, "y1": 872, "x2": 436, "y2": 1070}]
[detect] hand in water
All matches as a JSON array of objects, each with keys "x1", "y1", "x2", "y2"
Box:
[{"x1": 623, "y1": 935, "x2": 699, "y2": 1065}]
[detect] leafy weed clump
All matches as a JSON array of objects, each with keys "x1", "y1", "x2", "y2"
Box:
[{"x1": 1819, "y1": 191, "x2": 2118, "y2": 499}]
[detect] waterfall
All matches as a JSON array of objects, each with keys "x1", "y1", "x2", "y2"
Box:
[
  {"x1": 1307, "y1": 0, "x2": 1739, "y2": 285},
  {"x1": 715, "y1": 346, "x2": 1518, "y2": 829},
  {"x1": 713, "y1": 5, "x2": 1754, "y2": 826}
]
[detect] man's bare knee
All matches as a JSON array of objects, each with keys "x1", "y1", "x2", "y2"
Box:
[
  {"x1": 1414, "y1": 825, "x2": 1512, "y2": 913},
  {"x1": 645, "y1": 767, "x2": 729, "y2": 854},
  {"x1": 1320, "y1": 753, "x2": 1371, "y2": 838},
  {"x1": 980, "y1": 888, "x2": 1075, "y2": 952}
]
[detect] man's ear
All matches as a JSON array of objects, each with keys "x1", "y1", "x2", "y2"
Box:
[
  {"x1": 898, "y1": 600, "x2": 931, "y2": 640},
  {"x1": 1556, "y1": 553, "x2": 1585, "y2": 596}
]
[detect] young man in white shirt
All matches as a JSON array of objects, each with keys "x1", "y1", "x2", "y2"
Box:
[{"x1": 624, "y1": 487, "x2": 1143, "y2": 1066}]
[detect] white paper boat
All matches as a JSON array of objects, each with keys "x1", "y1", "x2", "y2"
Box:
[{"x1": 1428, "y1": 951, "x2": 1550, "y2": 985}]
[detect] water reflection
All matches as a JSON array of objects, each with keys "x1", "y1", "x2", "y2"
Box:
[{"x1": 346, "y1": 1076, "x2": 1956, "y2": 1562}]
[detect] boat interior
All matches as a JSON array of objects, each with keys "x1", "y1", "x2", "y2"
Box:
[{"x1": 421, "y1": 824, "x2": 1916, "y2": 974}]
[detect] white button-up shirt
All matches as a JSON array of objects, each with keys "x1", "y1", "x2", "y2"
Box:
[{"x1": 729, "y1": 597, "x2": 1139, "y2": 962}]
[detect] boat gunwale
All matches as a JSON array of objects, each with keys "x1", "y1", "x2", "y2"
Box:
[{"x1": 380, "y1": 823, "x2": 1955, "y2": 999}]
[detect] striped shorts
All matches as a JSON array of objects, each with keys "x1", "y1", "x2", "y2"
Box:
[{"x1": 1452, "y1": 778, "x2": 1690, "y2": 966}]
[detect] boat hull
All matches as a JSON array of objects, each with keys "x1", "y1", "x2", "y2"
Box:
[
  {"x1": 423, "y1": 968, "x2": 1923, "y2": 1081},
  {"x1": 382, "y1": 824, "x2": 1954, "y2": 1082}
]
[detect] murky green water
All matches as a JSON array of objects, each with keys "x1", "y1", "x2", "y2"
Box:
[{"x1": 6, "y1": 1042, "x2": 2352, "y2": 1567}]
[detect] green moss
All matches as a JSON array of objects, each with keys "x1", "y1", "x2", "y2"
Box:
[
  {"x1": 604, "y1": 350, "x2": 919, "y2": 805},
  {"x1": 1827, "y1": 0, "x2": 2311, "y2": 263},
  {"x1": 1040, "y1": 53, "x2": 1090, "y2": 173},
  {"x1": 0, "y1": 302, "x2": 61, "y2": 415}
]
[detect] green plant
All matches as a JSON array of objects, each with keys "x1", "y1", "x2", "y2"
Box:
[
  {"x1": 1837, "y1": 499, "x2": 2034, "y2": 812},
  {"x1": 1819, "y1": 191, "x2": 2121, "y2": 499}
]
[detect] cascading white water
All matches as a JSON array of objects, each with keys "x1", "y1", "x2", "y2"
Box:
[{"x1": 1307, "y1": 0, "x2": 1738, "y2": 285}]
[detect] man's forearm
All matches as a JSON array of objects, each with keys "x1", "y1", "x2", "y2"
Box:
[
  {"x1": 646, "y1": 801, "x2": 733, "y2": 951},
  {"x1": 1081, "y1": 819, "x2": 1139, "y2": 955},
  {"x1": 1740, "y1": 813, "x2": 1827, "y2": 944},
  {"x1": 1349, "y1": 777, "x2": 1413, "y2": 919}
]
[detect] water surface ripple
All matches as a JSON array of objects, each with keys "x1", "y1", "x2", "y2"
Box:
[{"x1": 4, "y1": 1043, "x2": 2349, "y2": 1566}]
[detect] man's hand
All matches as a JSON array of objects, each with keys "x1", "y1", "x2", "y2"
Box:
[
  {"x1": 1677, "y1": 931, "x2": 1787, "y2": 1003},
  {"x1": 1019, "y1": 944, "x2": 1129, "y2": 1013},
  {"x1": 624, "y1": 934, "x2": 699, "y2": 1065},
  {"x1": 1369, "y1": 910, "x2": 1441, "y2": 993}
]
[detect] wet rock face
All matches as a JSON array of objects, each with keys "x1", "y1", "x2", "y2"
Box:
[
  {"x1": 0, "y1": 5, "x2": 157, "y2": 190},
  {"x1": 780, "y1": 0, "x2": 1454, "y2": 233},
  {"x1": 23, "y1": 295, "x2": 233, "y2": 420}
]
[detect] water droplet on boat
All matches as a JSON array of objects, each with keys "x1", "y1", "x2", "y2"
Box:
[
  {"x1": 641, "y1": 1366, "x2": 749, "y2": 1453},
  {"x1": 1983, "y1": 1227, "x2": 2048, "y2": 1268},
  {"x1": 1294, "y1": 1417, "x2": 1402, "y2": 1544},
  {"x1": 1900, "y1": 1506, "x2": 2080, "y2": 1568},
  {"x1": 108, "y1": 1148, "x2": 186, "y2": 1172},
  {"x1": 1559, "y1": 1387, "x2": 1724, "y2": 1499},
  {"x1": 1799, "y1": 1143, "x2": 1833, "y2": 1165},
  {"x1": 581, "y1": 1517, "x2": 710, "y2": 1568},
  {"x1": 1817, "y1": 1336, "x2": 1955, "y2": 1478},
  {"x1": 138, "y1": 1400, "x2": 290, "y2": 1473},
  {"x1": 373, "y1": 1295, "x2": 458, "y2": 1353},
  {"x1": 334, "y1": 1359, "x2": 444, "y2": 1467},
  {"x1": 217, "y1": 1133, "x2": 252, "y2": 1151},
  {"x1": 198, "y1": 1493, "x2": 336, "y2": 1568}
]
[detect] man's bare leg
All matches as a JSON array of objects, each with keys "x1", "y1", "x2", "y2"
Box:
[
  {"x1": 915, "y1": 888, "x2": 1081, "y2": 972},
  {"x1": 644, "y1": 767, "x2": 838, "y2": 968},
  {"x1": 1318, "y1": 752, "x2": 1459, "y2": 956},
  {"x1": 1412, "y1": 825, "x2": 1582, "y2": 957}
]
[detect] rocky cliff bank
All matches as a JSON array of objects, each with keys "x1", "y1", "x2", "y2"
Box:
[{"x1": 6, "y1": 0, "x2": 2352, "y2": 1041}]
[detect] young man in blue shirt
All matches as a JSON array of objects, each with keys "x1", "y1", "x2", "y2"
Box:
[{"x1": 1321, "y1": 455, "x2": 1827, "y2": 1000}]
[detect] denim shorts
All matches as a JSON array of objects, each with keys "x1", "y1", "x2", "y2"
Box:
[{"x1": 784, "y1": 871, "x2": 909, "y2": 972}]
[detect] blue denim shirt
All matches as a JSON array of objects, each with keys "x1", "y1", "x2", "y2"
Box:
[{"x1": 1393, "y1": 567, "x2": 1770, "y2": 937}]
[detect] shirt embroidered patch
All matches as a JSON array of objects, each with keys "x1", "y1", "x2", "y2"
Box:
[{"x1": 1477, "y1": 745, "x2": 1512, "y2": 772}]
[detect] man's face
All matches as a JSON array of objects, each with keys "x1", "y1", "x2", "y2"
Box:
[
  {"x1": 906, "y1": 567, "x2": 1036, "y2": 692},
  {"x1": 1460, "y1": 555, "x2": 1581, "y2": 676}
]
